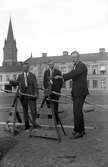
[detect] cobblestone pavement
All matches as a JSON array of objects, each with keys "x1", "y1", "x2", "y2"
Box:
[{"x1": 0, "y1": 105, "x2": 108, "y2": 167}]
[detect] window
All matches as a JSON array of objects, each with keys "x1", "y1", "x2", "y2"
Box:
[
  {"x1": 86, "y1": 64, "x2": 91, "y2": 74},
  {"x1": 69, "y1": 80, "x2": 72, "y2": 88},
  {"x1": 93, "y1": 80, "x2": 98, "y2": 88},
  {"x1": 100, "y1": 79, "x2": 105, "y2": 88},
  {"x1": 100, "y1": 65, "x2": 106, "y2": 75},
  {"x1": 62, "y1": 82, "x2": 66, "y2": 88},
  {"x1": 87, "y1": 80, "x2": 90, "y2": 88},
  {"x1": 13, "y1": 74, "x2": 16, "y2": 80},
  {"x1": 92, "y1": 65, "x2": 98, "y2": 75},
  {"x1": 0, "y1": 75, "x2": 2, "y2": 82},
  {"x1": 6, "y1": 75, "x2": 10, "y2": 82},
  {"x1": 68, "y1": 64, "x2": 73, "y2": 71},
  {"x1": 0, "y1": 85, "x2": 2, "y2": 89},
  {"x1": 93, "y1": 69, "x2": 96, "y2": 75}
]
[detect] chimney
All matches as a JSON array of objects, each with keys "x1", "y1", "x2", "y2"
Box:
[
  {"x1": 63, "y1": 51, "x2": 68, "y2": 56},
  {"x1": 99, "y1": 48, "x2": 105, "y2": 55},
  {"x1": 42, "y1": 53, "x2": 47, "y2": 57}
]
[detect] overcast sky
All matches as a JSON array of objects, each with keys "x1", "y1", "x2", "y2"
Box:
[{"x1": 0, "y1": 0, "x2": 108, "y2": 65}]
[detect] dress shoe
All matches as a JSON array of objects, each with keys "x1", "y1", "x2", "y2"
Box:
[
  {"x1": 81, "y1": 131, "x2": 85, "y2": 135},
  {"x1": 24, "y1": 126, "x2": 30, "y2": 132},
  {"x1": 24, "y1": 126, "x2": 30, "y2": 130},
  {"x1": 70, "y1": 132, "x2": 84, "y2": 139},
  {"x1": 72, "y1": 130, "x2": 85, "y2": 136},
  {"x1": 72, "y1": 130, "x2": 77, "y2": 135}
]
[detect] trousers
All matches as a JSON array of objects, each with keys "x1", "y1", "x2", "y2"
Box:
[
  {"x1": 20, "y1": 97, "x2": 37, "y2": 128},
  {"x1": 73, "y1": 96, "x2": 86, "y2": 133}
]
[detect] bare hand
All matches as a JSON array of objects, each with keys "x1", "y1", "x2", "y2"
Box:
[{"x1": 54, "y1": 75, "x2": 63, "y2": 79}]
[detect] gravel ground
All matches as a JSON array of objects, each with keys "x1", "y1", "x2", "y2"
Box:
[{"x1": 0, "y1": 105, "x2": 108, "y2": 167}]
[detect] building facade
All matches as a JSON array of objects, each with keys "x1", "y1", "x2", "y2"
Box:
[{"x1": 25, "y1": 49, "x2": 108, "y2": 95}]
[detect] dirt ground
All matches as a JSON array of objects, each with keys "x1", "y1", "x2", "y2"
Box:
[{"x1": 0, "y1": 104, "x2": 108, "y2": 167}]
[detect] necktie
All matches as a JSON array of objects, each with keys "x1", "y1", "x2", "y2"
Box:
[
  {"x1": 49, "y1": 69, "x2": 53, "y2": 84},
  {"x1": 73, "y1": 64, "x2": 76, "y2": 70},
  {"x1": 50, "y1": 69, "x2": 52, "y2": 78},
  {"x1": 24, "y1": 72, "x2": 28, "y2": 87}
]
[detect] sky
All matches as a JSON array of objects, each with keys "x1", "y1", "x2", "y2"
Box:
[{"x1": 0, "y1": 0, "x2": 108, "y2": 65}]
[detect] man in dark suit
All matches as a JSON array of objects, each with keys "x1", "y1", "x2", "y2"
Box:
[
  {"x1": 43, "y1": 60, "x2": 63, "y2": 124},
  {"x1": 16, "y1": 62, "x2": 40, "y2": 130},
  {"x1": 64, "y1": 51, "x2": 89, "y2": 138},
  {"x1": 55, "y1": 51, "x2": 89, "y2": 138}
]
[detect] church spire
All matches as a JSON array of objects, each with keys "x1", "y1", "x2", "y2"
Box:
[
  {"x1": 7, "y1": 18, "x2": 14, "y2": 41},
  {"x1": 3, "y1": 18, "x2": 17, "y2": 66}
]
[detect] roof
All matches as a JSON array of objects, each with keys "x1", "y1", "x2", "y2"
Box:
[
  {"x1": 25, "y1": 52, "x2": 108, "y2": 65},
  {"x1": 80, "y1": 52, "x2": 108, "y2": 62},
  {"x1": 1, "y1": 51, "x2": 108, "y2": 73}
]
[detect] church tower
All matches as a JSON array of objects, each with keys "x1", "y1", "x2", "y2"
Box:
[{"x1": 3, "y1": 18, "x2": 17, "y2": 66}]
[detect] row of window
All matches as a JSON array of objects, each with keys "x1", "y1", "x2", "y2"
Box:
[
  {"x1": 87, "y1": 79, "x2": 106, "y2": 89},
  {"x1": 38, "y1": 79, "x2": 106, "y2": 89},
  {"x1": 0, "y1": 74, "x2": 17, "y2": 82},
  {"x1": 36, "y1": 66, "x2": 107, "y2": 78},
  {"x1": 63, "y1": 79, "x2": 106, "y2": 89},
  {"x1": 59, "y1": 64, "x2": 107, "y2": 75}
]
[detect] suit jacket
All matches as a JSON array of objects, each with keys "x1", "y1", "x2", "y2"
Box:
[
  {"x1": 63, "y1": 61, "x2": 89, "y2": 97},
  {"x1": 17, "y1": 72, "x2": 39, "y2": 99},
  {"x1": 43, "y1": 68, "x2": 63, "y2": 93}
]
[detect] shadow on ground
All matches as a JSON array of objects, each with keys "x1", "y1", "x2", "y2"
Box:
[{"x1": 0, "y1": 136, "x2": 18, "y2": 161}]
